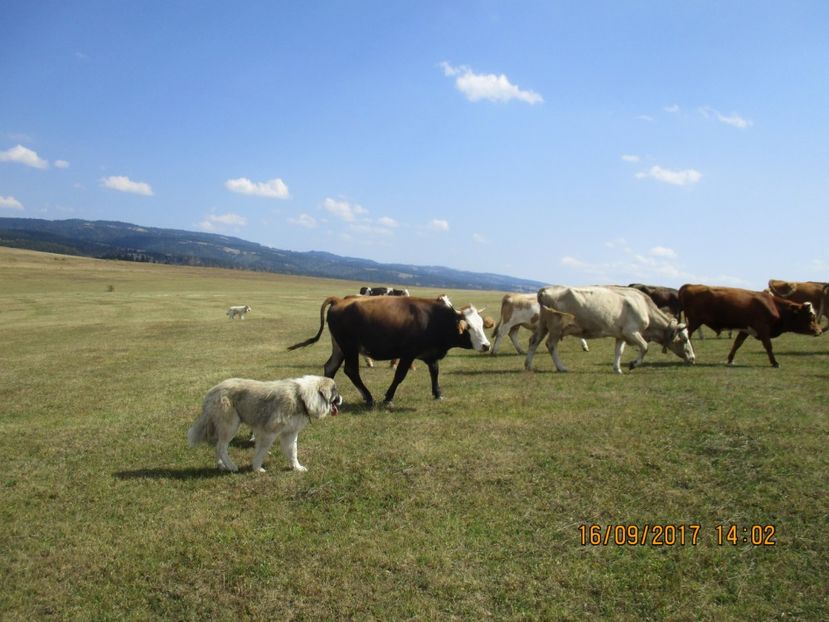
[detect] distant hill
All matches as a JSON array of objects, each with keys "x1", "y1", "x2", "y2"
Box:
[{"x1": 0, "y1": 217, "x2": 544, "y2": 292}]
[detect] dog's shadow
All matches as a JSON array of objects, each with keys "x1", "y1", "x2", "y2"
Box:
[{"x1": 114, "y1": 467, "x2": 231, "y2": 480}]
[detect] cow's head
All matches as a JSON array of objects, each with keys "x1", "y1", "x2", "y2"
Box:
[
  {"x1": 457, "y1": 305, "x2": 493, "y2": 352},
  {"x1": 791, "y1": 301, "x2": 822, "y2": 336},
  {"x1": 662, "y1": 321, "x2": 695, "y2": 364}
]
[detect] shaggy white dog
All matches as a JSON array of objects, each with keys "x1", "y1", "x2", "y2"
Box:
[
  {"x1": 226, "y1": 305, "x2": 252, "y2": 319},
  {"x1": 188, "y1": 375, "x2": 341, "y2": 472}
]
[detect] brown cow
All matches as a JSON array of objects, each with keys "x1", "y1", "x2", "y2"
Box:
[
  {"x1": 768, "y1": 279, "x2": 829, "y2": 328},
  {"x1": 288, "y1": 296, "x2": 493, "y2": 406},
  {"x1": 678, "y1": 284, "x2": 822, "y2": 367}
]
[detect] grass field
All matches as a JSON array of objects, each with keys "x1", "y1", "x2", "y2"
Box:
[{"x1": 1, "y1": 246, "x2": 827, "y2": 621}]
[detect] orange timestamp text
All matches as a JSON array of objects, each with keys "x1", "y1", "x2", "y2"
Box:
[{"x1": 578, "y1": 523, "x2": 777, "y2": 546}]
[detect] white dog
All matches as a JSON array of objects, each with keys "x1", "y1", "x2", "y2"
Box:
[
  {"x1": 187, "y1": 375, "x2": 341, "y2": 473},
  {"x1": 226, "y1": 305, "x2": 252, "y2": 319}
]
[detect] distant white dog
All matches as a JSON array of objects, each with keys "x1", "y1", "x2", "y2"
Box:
[
  {"x1": 187, "y1": 375, "x2": 341, "y2": 473},
  {"x1": 226, "y1": 305, "x2": 252, "y2": 319}
]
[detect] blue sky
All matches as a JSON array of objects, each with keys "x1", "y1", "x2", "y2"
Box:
[{"x1": 1, "y1": 1, "x2": 827, "y2": 288}]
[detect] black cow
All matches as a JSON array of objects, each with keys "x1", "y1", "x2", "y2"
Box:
[{"x1": 288, "y1": 296, "x2": 493, "y2": 406}]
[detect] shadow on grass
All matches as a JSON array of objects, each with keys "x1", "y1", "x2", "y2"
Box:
[
  {"x1": 772, "y1": 350, "x2": 829, "y2": 356},
  {"x1": 114, "y1": 467, "x2": 230, "y2": 480}
]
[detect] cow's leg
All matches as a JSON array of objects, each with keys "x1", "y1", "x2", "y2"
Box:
[
  {"x1": 759, "y1": 335, "x2": 779, "y2": 368},
  {"x1": 545, "y1": 334, "x2": 568, "y2": 372},
  {"x1": 509, "y1": 326, "x2": 526, "y2": 354},
  {"x1": 343, "y1": 351, "x2": 374, "y2": 406},
  {"x1": 525, "y1": 322, "x2": 548, "y2": 370},
  {"x1": 426, "y1": 360, "x2": 442, "y2": 400},
  {"x1": 726, "y1": 331, "x2": 750, "y2": 366},
  {"x1": 612, "y1": 339, "x2": 626, "y2": 374},
  {"x1": 491, "y1": 323, "x2": 504, "y2": 355},
  {"x1": 383, "y1": 356, "x2": 415, "y2": 404},
  {"x1": 580, "y1": 338, "x2": 589, "y2": 352},
  {"x1": 626, "y1": 332, "x2": 649, "y2": 370},
  {"x1": 364, "y1": 356, "x2": 374, "y2": 368},
  {"x1": 250, "y1": 430, "x2": 278, "y2": 473},
  {"x1": 324, "y1": 339, "x2": 345, "y2": 378}
]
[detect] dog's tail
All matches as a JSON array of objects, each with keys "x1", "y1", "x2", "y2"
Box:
[
  {"x1": 287, "y1": 296, "x2": 340, "y2": 351},
  {"x1": 187, "y1": 391, "x2": 232, "y2": 446}
]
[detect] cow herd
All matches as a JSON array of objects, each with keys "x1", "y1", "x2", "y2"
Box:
[{"x1": 287, "y1": 280, "x2": 826, "y2": 407}]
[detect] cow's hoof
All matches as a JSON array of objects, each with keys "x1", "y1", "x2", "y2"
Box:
[
  {"x1": 772, "y1": 362, "x2": 780, "y2": 368},
  {"x1": 726, "y1": 361, "x2": 734, "y2": 367},
  {"x1": 555, "y1": 368, "x2": 569, "y2": 373},
  {"x1": 433, "y1": 396, "x2": 443, "y2": 401},
  {"x1": 613, "y1": 368, "x2": 623, "y2": 375}
]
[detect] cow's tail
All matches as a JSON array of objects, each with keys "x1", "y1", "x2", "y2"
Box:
[{"x1": 287, "y1": 296, "x2": 339, "y2": 351}]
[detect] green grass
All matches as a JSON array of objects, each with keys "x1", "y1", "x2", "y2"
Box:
[{"x1": 1, "y1": 246, "x2": 827, "y2": 620}]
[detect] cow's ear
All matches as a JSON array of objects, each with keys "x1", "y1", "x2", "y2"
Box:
[
  {"x1": 803, "y1": 302, "x2": 815, "y2": 315},
  {"x1": 483, "y1": 316, "x2": 495, "y2": 329},
  {"x1": 458, "y1": 319, "x2": 468, "y2": 334}
]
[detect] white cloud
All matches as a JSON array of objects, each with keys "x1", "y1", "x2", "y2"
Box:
[
  {"x1": 472, "y1": 233, "x2": 488, "y2": 244},
  {"x1": 54, "y1": 160, "x2": 70, "y2": 169},
  {"x1": 560, "y1": 256, "x2": 587, "y2": 269},
  {"x1": 440, "y1": 62, "x2": 542, "y2": 105},
  {"x1": 621, "y1": 154, "x2": 640, "y2": 163},
  {"x1": 100, "y1": 175, "x2": 154, "y2": 196},
  {"x1": 198, "y1": 213, "x2": 247, "y2": 231},
  {"x1": 323, "y1": 197, "x2": 367, "y2": 222},
  {"x1": 636, "y1": 115, "x2": 654, "y2": 122},
  {"x1": 699, "y1": 106, "x2": 753, "y2": 129},
  {"x1": 0, "y1": 195, "x2": 23, "y2": 210},
  {"x1": 649, "y1": 246, "x2": 677, "y2": 259},
  {"x1": 430, "y1": 219, "x2": 450, "y2": 232},
  {"x1": 636, "y1": 165, "x2": 702, "y2": 186},
  {"x1": 664, "y1": 104, "x2": 680, "y2": 113},
  {"x1": 288, "y1": 213, "x2": 318, "y2": 228},
  {"x1": 377, "y1": 216, "x2": 398, "y2": 228},
  {"x1": 0, "y1": 144, "x2": 49, "y2": 169},
  {"x1": 225, "y1": 177, "x2": 290, "y2": 199}
]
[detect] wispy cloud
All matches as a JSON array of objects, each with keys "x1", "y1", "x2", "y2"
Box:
[
  {"x1": 0, "y1": 144, "x2": 49, "y2": 169},
  {"x1": 377, "y1": 216, "x2": 398, "y2": 228},
  {"x1": 621, "y1": 154, "x2": 640, "y2": 163},
  {"x1": 0, "y1": 195, "x2": 23, "y2": 210},
  {"x1": 198, "y1": 213, "x2": 247, "y2": 231},
  {"x1": 288, "y1": 213, "x2": 318, "y2": 228},
  {"x1": 54, "y1": 160, "x2": 70, "y2": 169},
  {"x1": 225, "y1": 177, "x2": 290, "y2": 199},
  {"x1": 440, "y1": 62, "x2": 542, "y2": 105},
  {"x1": 560, "y1": 241, "x2": 751, "y2": 287},
  {"x1": 323, "y1": 197, "x2": 367, "y2": 222},
  {"x1": 472, "y1": 233, "x2": 488, "y2": 244},
  {"x1": 100, "y1": 175, "x2": 154, "y2": 196},
  {"x1": 649, "y1": 246, "x2": 677, "y2": 259},
  {"x1": 636, "y1": 165, "x2": 702, "y2": 186},
  {"x1": 664, "y1": 104, "x2": 680, "y2": 113},
  {"x1": 429, "y1": 219, "x2": 450, "y2": 232},
  {"x1": 699, "y1": 106, "x2": 753, "y2": 129},
  {"x1": 636, "y1": 115, "x2": 654, "y2": 122}
]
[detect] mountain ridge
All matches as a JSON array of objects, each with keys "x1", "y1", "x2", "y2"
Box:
[{"x1": 0, "y1": 217, "x2": 544, "y2": 292}]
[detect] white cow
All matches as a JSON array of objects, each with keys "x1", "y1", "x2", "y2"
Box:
[
  {"x1": 491, "y1": 293, "x2": 589, "y2": 355},
  {"x1": 226, "y1": 305, "x2": 252, "y2": 320},
  {"x1": 525, "y1": 286, "x2": 695, "y2": 374}
]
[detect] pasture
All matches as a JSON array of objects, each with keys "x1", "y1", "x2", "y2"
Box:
[{"x1": 1, "y1": 246, "x2": 827, "y2": 621}]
